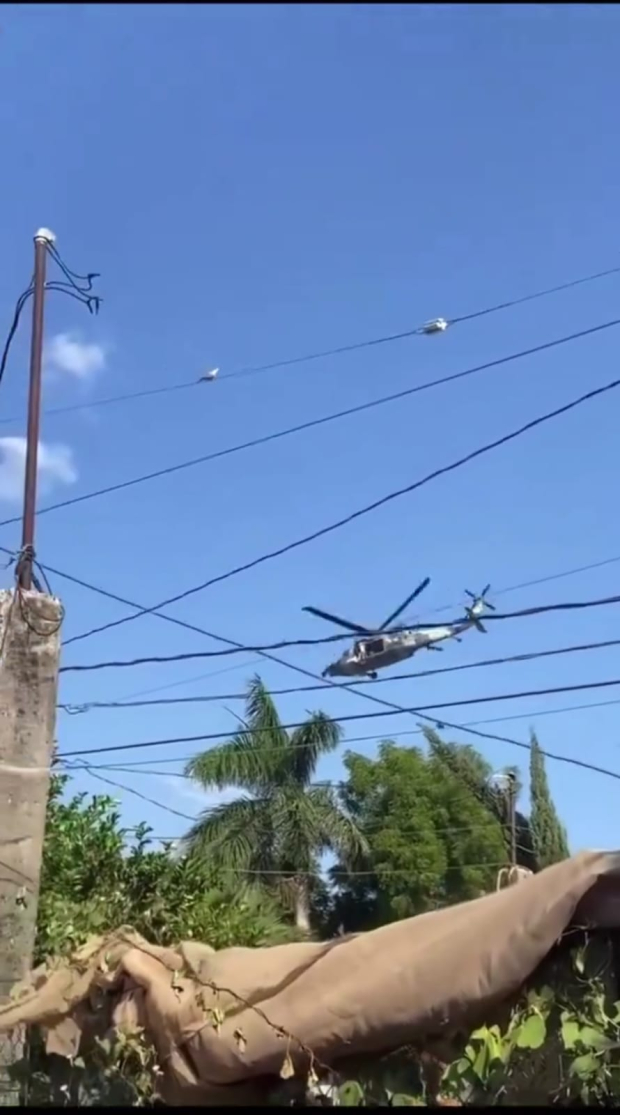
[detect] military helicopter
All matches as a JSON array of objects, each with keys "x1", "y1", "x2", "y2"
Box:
[{"x1": 303, "y1": 582, "x2": 495, "y2": 679}]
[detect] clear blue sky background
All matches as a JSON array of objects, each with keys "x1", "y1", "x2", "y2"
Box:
[{"x1": 2, "y1": 4, "x2": 620, "y2": 852}]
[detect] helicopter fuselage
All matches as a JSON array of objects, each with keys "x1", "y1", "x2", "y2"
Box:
[{"x1": 322, "y1": 618, "x2": 479, "y2": 679}]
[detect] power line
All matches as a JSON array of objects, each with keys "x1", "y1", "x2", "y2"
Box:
[
  {"x1": 109, "y1": 656, "x2": 265, "y2": 705},
  {"x1": 60, "y1": 767, "x2": 527, "y2": 848},
  {"x1": 424, "y1": 554, "x2": 620, "y2": 617},
  {"x1": 7, "y1": 537, "x2": 615, "y2": 789},
  {"x1": 2, "y1": 317, "x2": 618, "y2": 534},
  {"x1": 62, "y1": 761, "x2": 197, "y2": 821},
  {"x1": 57, "y1": 635, "x2": 620, "y2": 710},
  {"x1": 2, "y1": 260, "x2": 616, "y2": 426},
  {"x1": 48, "y1": 549, "x2": 620, "y2": 707},
  {"x1": 72, "y1": 695, "x2": 620, "y2": 768},
  {"x1": 205, "y1": 263, "x2": 620, "y2": 381},
  {"x1": 2, "y1": 540, "x2": 616, "y2": 786},
  {"x1": 0, "y1": 379, "x2": 198, "y2": 427},
  {"x1": 0, "y1": 245, "x2": 102, "y2": 395},
  {"x1": 3, "y1": 541, "x2": 617, "y2": 786},
  {"x1": 27, "y1": 564, "x2": 620, "y2": 793},
  {"x1": 58, "y1": 676, "x2": 620, "y2": 760},
  {"x1": 17, "y1": 548, "x2": 620, "y2": 786},
  {"x1": 58, "y1": 596, "x2": 620, "y2": 674},
  {"x1": 58, "y1": 365, "x2": 620, "y2": 647}
]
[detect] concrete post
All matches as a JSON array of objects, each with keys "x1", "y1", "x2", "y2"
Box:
[{"x1": 0, "y1": 588, "x2": 62, "y2": 1102}]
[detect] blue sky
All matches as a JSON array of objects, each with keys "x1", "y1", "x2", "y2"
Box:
[{"x1": 2, "y1": 4, "x2": 620, "y2": 853}]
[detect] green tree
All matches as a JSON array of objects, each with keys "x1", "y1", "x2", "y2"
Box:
[
  {"x1": 36, "y1": 773, "x2": 293, "y2": 965},
  {"x1": 183, "y1": 676, "x2": 366, "y2": 930},
  {"x1": 424, "y1": 728, "x2": 537, "y2": 872},
  {"x1": 328, "y1": 740, "x2": 508, "y2": 932},
  {"x1": 529, "y1": 732, "x2": 569, "y2": 868}
]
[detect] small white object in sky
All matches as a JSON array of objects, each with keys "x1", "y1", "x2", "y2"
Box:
[
  {"x1": 421, "y1": 318, "x2": 448, "y2": 334},
  {"x1": 199, "y1": 367, "x2": 219, "y2": 382},
  {"x1": 35, "y1": 227, "x2": 56, "y2": 244}
]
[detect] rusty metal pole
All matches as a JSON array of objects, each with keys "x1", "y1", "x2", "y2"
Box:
[
  {"x1": 508, "y1": 772, "x2": 517, "y2": 867},
  {"x1": 19, "y1": 230, "x2": 53, "y2": 591}
]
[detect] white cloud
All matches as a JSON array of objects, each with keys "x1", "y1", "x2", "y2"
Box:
[
  {"x1": 0, "y1": 437, "x2": 77, "y2": 503},
  {"x1": 44, "y1": 332, "x2": 107, "y2": 380},
  {"x1": 164, "y1": 777, "x2": 238, "y2": 810}
]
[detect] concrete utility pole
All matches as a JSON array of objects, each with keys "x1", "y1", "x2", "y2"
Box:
[{"x1": 0, "y1": 229, "x2": 62, "y2": 1103}]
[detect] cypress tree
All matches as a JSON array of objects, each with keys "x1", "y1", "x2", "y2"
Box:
[{"x1": 529, "y1": 732, "x2": 569, "y2": 868}]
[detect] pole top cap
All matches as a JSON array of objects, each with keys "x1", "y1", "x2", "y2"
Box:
[{"x1": 34, "y1": 227, "x2": 56, "y2": 244}]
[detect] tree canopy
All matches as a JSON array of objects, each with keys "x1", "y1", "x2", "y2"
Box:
[
  {"x1": 183, "y1": 676, "x2": 367, "y2": 929},
  {"x1": 328, "y1": 739, "x2": 508, "y2": 932},
  {"x1": 36, "y1": 773, "x2": 294, "y2": 965},
  {"x1": 529, "y1": 732, "x2": 569, "y2": 868}
]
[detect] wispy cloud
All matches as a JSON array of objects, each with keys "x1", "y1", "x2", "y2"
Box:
[
  {"x1": 164, "y1": 777, "x2": 238, "y2": 811},
  {"x1": 44, "y1": 332, "x2": 107, "y2": 381},
  {"x1": 0, "y1": 437, "x2": 77, "y2": 502}
]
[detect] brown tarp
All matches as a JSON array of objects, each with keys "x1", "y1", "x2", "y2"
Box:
[{"x1": 2, "y1": 850, "x2": 620, "y2": 1104}]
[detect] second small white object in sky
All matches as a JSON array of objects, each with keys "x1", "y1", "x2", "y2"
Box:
[{"x1": 199, "y1": 367, "x2": 219, "y2": 382}]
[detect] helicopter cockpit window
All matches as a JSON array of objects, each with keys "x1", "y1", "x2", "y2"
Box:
[{"x1": 364, "y1": 638, "x2": 385, "y2": 656}]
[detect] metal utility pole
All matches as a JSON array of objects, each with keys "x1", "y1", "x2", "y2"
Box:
[
  {"x1": 489, "y1": 769, "x2": 518, "y2": 870},
  {"x1": 0, "y1": 229, "x2": 61, "y2": 1103},
  {"x1": 19, "y1": 229, "x2": 54, "y2": 591},
  {"x1": 507, "y1": 771, "x2": 517, "y2": 868}
]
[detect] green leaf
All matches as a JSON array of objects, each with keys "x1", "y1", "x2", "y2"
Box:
[
  {"x1": 471, "y1": 1037, "x2": 491, "y2": 1081},
  {"x1": 561, "y1": 1014, "x2": 582, "y2": 1051},
  {"x1": 514, "y1": 1011, "x2": 546, "y2": 1050},
  {"x1": 339, "y1": 1080, "x2": 366, "y2": 1106},
  {"x1": 390, "y1": 1094, "x2": 426, "y2": 1106},
  {"x1": 570, "y1": 1052, "x2": 601, "y2": 1078}
]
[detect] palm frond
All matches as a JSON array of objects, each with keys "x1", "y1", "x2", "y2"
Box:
[
  {"x1": 288, "y1": 712, "x2": 342, "y2": 786},
  {"x1": 181, "y1": 796, "x2": 273, "y2": 874},
  {"x1": 185, "y1": 677, "x2": 291, "y2": 789},
  {"x1": 299, "y1": 785, "x2": 368, "y2": 866},
  {"x1": 245, "y1": 675, "x2": 287, "y2": 744},
  {"x1": 184, "y1": 736, "x2": 275, "y2": 794}
]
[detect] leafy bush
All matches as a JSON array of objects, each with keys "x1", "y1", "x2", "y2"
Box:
[{"x1": 36, "y1": 775, "x2": 295, "y2": 964}]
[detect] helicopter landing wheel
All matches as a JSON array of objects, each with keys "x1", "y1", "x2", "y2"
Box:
[{"x1": 367, "y1": 671, "x2": 378, "y2": 680}]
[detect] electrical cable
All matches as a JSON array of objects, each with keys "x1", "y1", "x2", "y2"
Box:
[
  {"x1": 44, "y1": 549, "x2": 620, "y2": 714},
  {"x1": 5, "y1": 542, "x2": 617, "y2": 788},
  {"x1": 59, "y1": 765, "x2": 527, "y2": 849},
  {"x1": 3, "y1": 542, "x2": 617, "y2": 792},
  {"x1": 57, "y1": 635, "x2": 620, "y2": 710},
  {"x1": 2, "y1": 259, "x2": 617, "y2": 424},
  {"x1": 62, "y1": 761, "x2": 198, "y2": 821},
  {"x1": 58, "y1": 676, "x2": 620, "y2": 760},
  {"x1": 3, "y1": 539, "x2": 617, "y2": 785},
  {"x1": 1, "y1": 316, "x2": 618, "y2": 532},
  {"x1": 217, "y1": 262, "x2": 620, "y2": 382},
  {"x1": 59, "y1": 594, "x2": 620, "y2": 673},
  {"x1": 0, "y1": 380, "x2": 197, "y2": 427},
  {"x1": 0, "y1": 243, "x2": 101, "y2": 397},
  {"x1": 0, "y1": 287, "x2": 33, "y2": 390},
  {"x1": 71, "y1": 695, "x2": 620, "y2": 769},
  {"x1": 57, "y1": 365, "x2": 620, "y2": 647}
]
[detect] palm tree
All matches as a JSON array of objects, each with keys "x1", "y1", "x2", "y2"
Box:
[{"x1": 182, "y1": 676, "x2": 367, "y2": 931}]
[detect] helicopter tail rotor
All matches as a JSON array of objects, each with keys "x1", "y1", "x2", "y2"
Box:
[
  {"x1": 465, "y1": 611, "x2": 488, "y2": 633},
  {"x1": 464, "y1": 584, "x2": 494, "y2": 632}
]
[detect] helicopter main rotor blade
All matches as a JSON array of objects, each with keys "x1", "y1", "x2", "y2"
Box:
[
  {"x1": 302, "y1": 606, "x2": 372, "y2": 636},
  {"x1": 380, "y1": 576, "x2": 431, "y2": 631}
]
